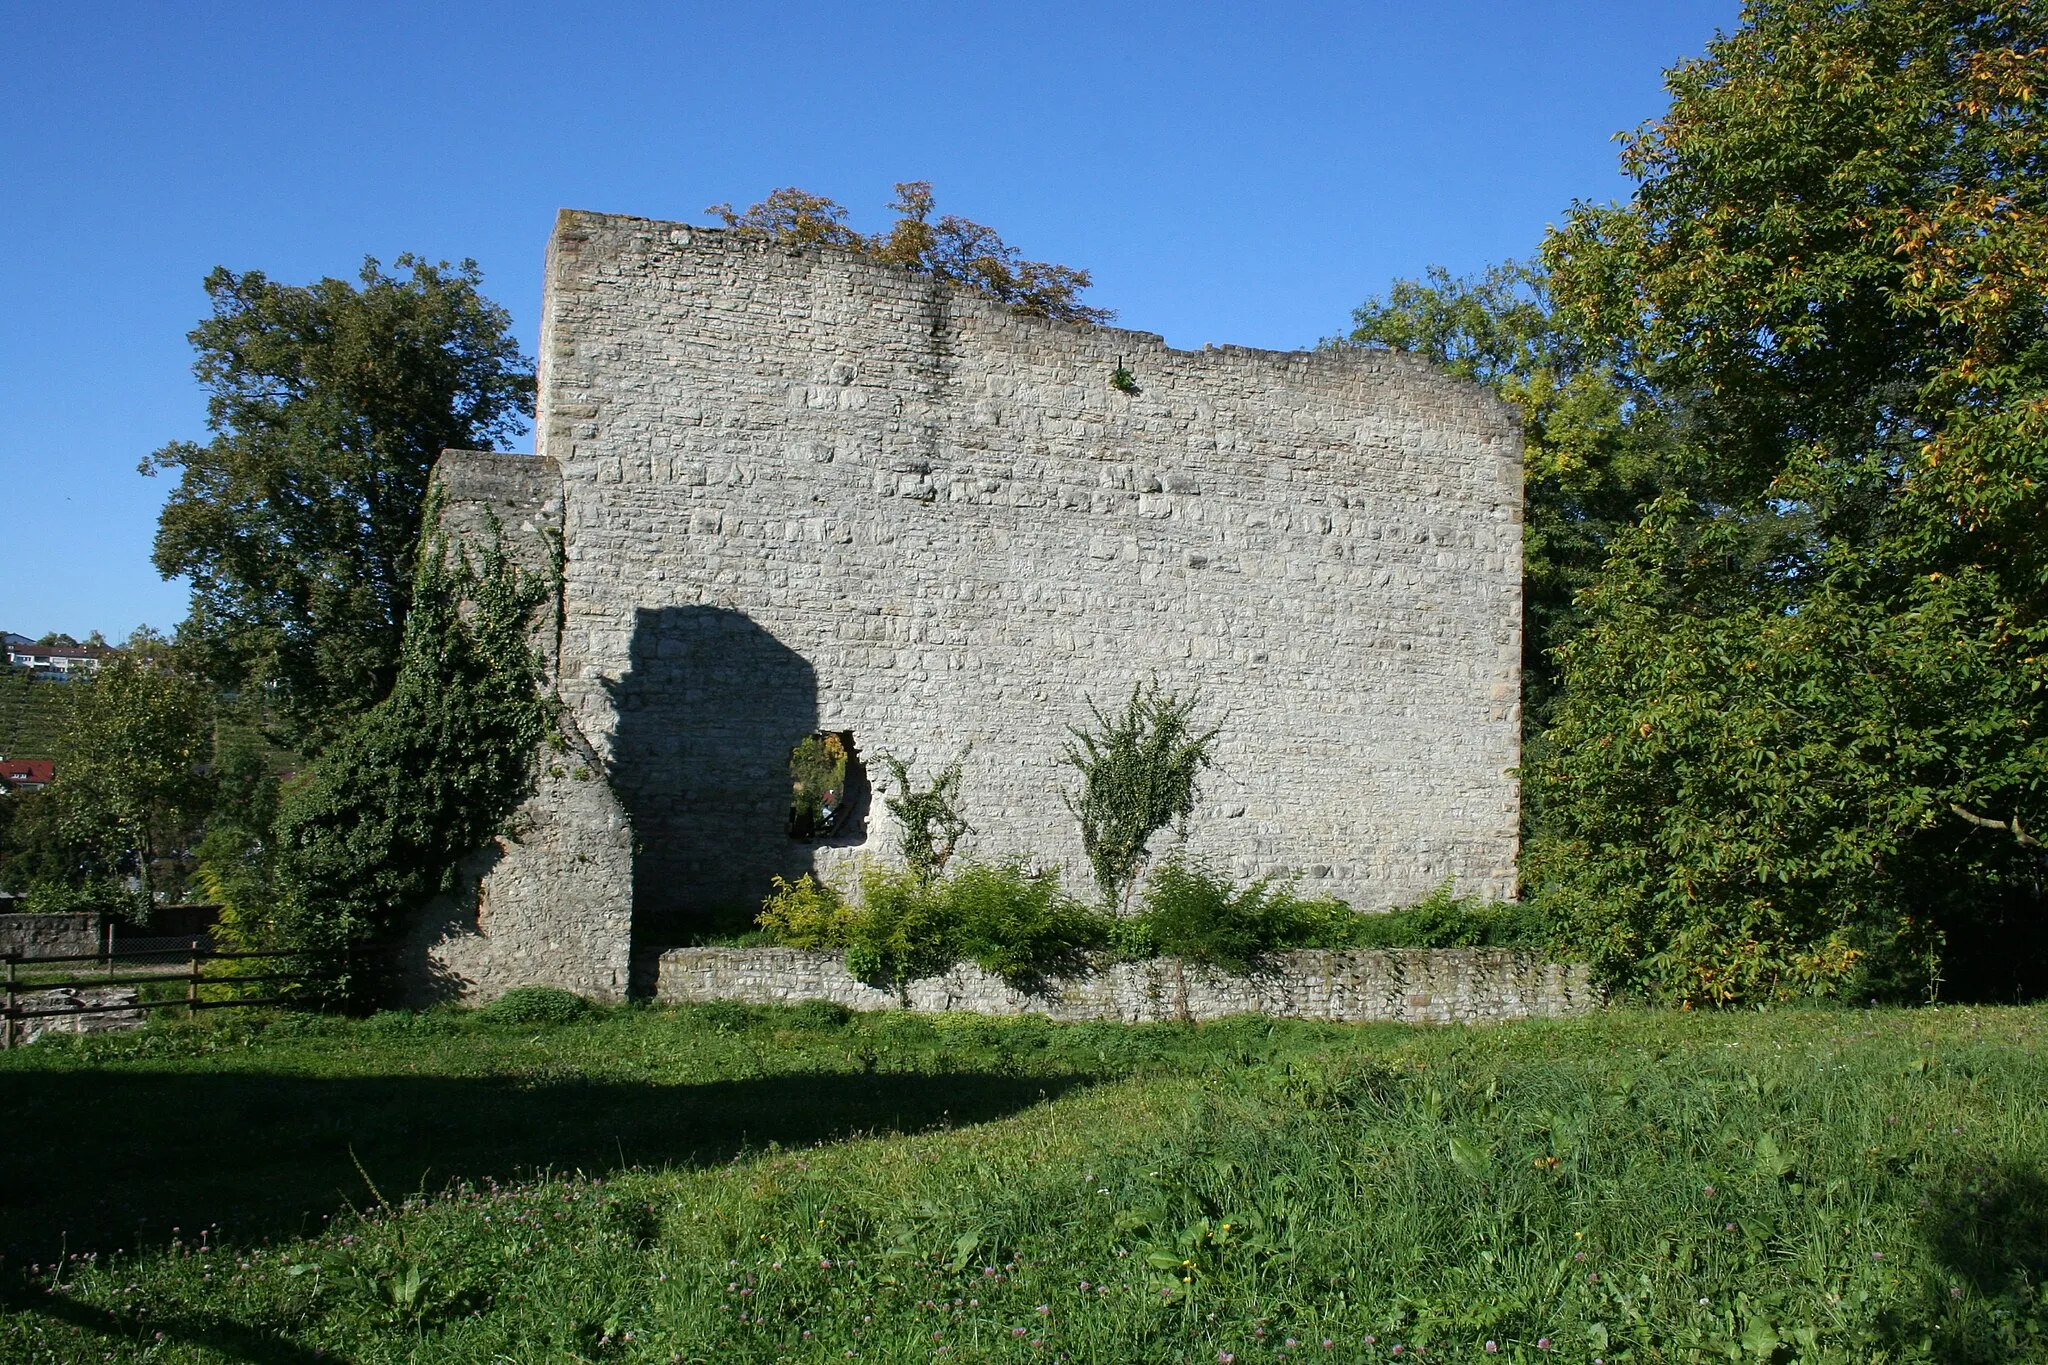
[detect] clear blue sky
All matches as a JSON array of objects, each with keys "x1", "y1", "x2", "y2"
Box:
[{"x1": 2, "y1": 0, "x2": 1737, "y2": 641}]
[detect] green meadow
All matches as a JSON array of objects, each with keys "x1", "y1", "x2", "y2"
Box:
[{"x1": 2, "y1": 1002, "x2": 2044, "y2": 1363}]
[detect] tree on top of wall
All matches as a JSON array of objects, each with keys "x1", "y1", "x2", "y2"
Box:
[{"x1": 708, "y1": 182, "x2": 1116, "y2": 326}]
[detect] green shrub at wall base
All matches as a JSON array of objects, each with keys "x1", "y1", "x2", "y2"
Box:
[
  {"x1": 476, "y1": 985, "x2": 593, "y2": 1026},
  {"x1": 758, "y1": 858, "x2": 1547, "y2": 991},
  {"x1": 1332, "y1": 879, "x2": 1555, "y2": 950},
  {"x1": 947, "y1": 859, "x2": 1107, "y2": 992},
  {"x1": 1135, "y1": 858, "x2": 1348, "y2": 973},
  {"x1": 756, "y1": 874, "x2": 855, "y2": 949},
  {"x1": 759, "y1": 861, "x2": 1110, "y2": 994}
]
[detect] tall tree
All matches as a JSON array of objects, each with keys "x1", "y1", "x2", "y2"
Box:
[
  {"x1": 145, "y1": 256, "x2": 534, "y2": 749},
  {"x1": 1528, "y1": 0, "x2": 2048, "y2": 1002}
]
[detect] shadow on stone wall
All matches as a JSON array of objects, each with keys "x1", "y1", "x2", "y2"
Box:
[{"x1": 609, "y1": 606, "x2": 819, "y2": 945}]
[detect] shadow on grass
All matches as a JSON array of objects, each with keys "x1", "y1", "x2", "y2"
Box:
[
  {"x1": 1, "y1": 1287, "x2": 334, "y2": 1365},
  {"x1": 1924, "y1": 1160, "x2": 2048, "y2": 1295},
  {"x1": 0, "y1": 1068, "x2": 1089, "y2": 1260},
  {"x1": 1895, "y1": 1160, "x2": 2048, "y2": 1363}
]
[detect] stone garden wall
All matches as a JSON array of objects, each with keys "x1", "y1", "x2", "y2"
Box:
[
  {"x1": 654, "y1": 947, "x2": 1596, "y2": 1026},
  {"x1": 0, "y1": 913, "x2": 102, "y2": 960}
]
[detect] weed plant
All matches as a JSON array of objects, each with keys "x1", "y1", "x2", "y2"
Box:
[{"x1": 1, "y1": 1004, "x2": 2043, "y2": 1362}]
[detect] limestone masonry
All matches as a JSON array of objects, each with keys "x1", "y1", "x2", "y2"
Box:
[
  {"x1": 414, "y1": 209, "x2": 1524, "y2": 1003},
  {"x1": 656, "y1": 948, "x2": 1593, "y2": 1027}
]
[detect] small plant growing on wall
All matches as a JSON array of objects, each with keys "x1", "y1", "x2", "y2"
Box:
[
  {"x1": 1061, "y1": 678, "x2": 1219, "y2": 911},
  {"x1": 880, "y1": 750, "x2": 974, "y2": 883},
  {"x1": 1109, "y1": 360, "x2": 1140, "y2": 394}
]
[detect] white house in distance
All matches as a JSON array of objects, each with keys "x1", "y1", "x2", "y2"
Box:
[{"x1": 3, "y1": 634, "x2": 110, "y2": 681}]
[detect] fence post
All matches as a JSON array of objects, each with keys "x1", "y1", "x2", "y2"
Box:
[
  {"x1": 188, "y1": 939, "x2": 201, "y2": 1019},
  {"x1": 4, "y1": 953, "x2": 15, "y2": 1050}
]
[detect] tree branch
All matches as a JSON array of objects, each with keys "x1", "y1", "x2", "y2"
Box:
[{"x1": 1950, "y1": 803, "x2": 2044, "y2": 849}]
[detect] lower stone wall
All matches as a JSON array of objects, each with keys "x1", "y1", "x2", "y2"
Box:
[
  {"x1": 400, "y1": 737, "x2": 637, "y2": 1005},
  {"x1": 0, "y1": 913, "x2": 102, "y2": 960},
  {"x1": 654, "y1": 947, "x2": 1597, "y2": 1025}
]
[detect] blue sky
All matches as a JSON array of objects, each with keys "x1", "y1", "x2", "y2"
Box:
[{"x1": 2, "y1": 0, "x2": 1738, "y2": 640}]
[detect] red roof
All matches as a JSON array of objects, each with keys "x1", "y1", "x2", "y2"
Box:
[{"x1": 0, "y1": 759, "x2": 53, "y2": 785}]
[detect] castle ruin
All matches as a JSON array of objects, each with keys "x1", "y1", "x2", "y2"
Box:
[{"x1": 411, "y1": 209, "x2": 1524, "y2": 1002}]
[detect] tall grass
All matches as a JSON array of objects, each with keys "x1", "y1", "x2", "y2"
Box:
[{"x1": 2, "y1": 1004, "x2": 2044, "y2": 1362}]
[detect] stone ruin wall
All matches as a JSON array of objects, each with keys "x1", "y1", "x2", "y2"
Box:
[
  {"x1": 401, "y1": 452, "x2": 636, "y2": 1003},
  {"x1": 654, "y1": 947, "x2": 1596, "y2": 1027},
  {"x1": 418, "y1": 208, "x2": 1524, "y2": 1001}
]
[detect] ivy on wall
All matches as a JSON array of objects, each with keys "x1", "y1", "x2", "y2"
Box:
[{"x1": 255, "y1": 508, "x2": 554, "y2": 1002}]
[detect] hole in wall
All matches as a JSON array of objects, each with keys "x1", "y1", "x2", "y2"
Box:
[{"x1": 788, "y1": 731, "x2": 868, "y2": 842}]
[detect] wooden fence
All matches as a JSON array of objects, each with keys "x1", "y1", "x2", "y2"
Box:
[{"x1": 1, "y1": 942, "x2": 328, "y2": 1047}]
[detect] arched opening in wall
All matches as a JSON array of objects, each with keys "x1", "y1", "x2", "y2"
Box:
[{"x1": 788, "y1": 731, "x2": 869, "y2": 843}]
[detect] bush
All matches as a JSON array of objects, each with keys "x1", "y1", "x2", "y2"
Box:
[
  {"x1": 756, "y1": 874, "x2": 856, "y2": 948},
  {"x1": 1060, "y1": 680, "x2": 1218, "y2": 909},
  {"x1": 756, "y1": 859, "x2": 1553, "y2": 990},
  {"x1": 756, "y1": 860, "x2": 1110, "y2": 994},
  {"x1": 1328, "y1": 880, "x2": 1554, "y2": 950},
  {"x1": 1127, "y1": 864, "x2": 1551, "y2": 968},
  {"x1": 786, "y1": 999, "x2": 853, "y2": 1030},
  {"x1": 947, "y1": 860, "x2": 1108, "y2": 992},
  {"x1": 841, "y1": 864, "x2": 965, "y2": 993},
  {"x1": 475, "y1": 985, "x2": 593, "y2": 1026},
  {"x1": 683, "y1": 999, "x2": 761, "y2": 1033},
  {"x1": 262, "y1": 525, "x2": 553, "y2": 1006},
  {"x1": 1132, "y1": 858, "x2": 1341, "y2": 973}
]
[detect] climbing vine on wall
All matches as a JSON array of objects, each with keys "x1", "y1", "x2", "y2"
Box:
[{"x1": 261, "y1": 506, "x2": 554, "y2": 1002}]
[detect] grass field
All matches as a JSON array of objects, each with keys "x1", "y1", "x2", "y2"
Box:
[{"x1": 1, "y1": 1002, "x2": 2044, "y2": 1363}]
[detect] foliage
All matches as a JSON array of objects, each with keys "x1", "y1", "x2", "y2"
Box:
[
  {"x1": 255, "y1": 521, "x2": 552, "y2": 1000},
  {"x1": 474, "y1": 985, "x2": 593, "y2": 1026},
  {"x1": 763, "y1": 858, "x2": 1547, "y2": 985},
  {"x1": 838, "y1": 863, "x2": 965, "y2": 993},
  {"x1": 17, "y1": 877, "x2": 132, "y2": 916},
  {"x1": 944, "y1": 859, "x2": 1108, "y2": 992},
  {"x1": 1117, "y1": 864, "x2": 1546, "y2": 966},
  {"x1": 194, "y1": 726, "x2": 285, "y2": 945},
  {"x1": 5, "y1": 1004, "x2": 2048, "y2": 1362},
  {"x1": 1529, "y1": 506, "x2": 2048, "y2": 1004},
  {"x1": 45, "y1": 641, "x2": 216, "y2": 918},
  {"x1": 144, "y1": 256, "x2": 535, "y2": 750},
  {"x1": 0, "y1": 788, "x2": 123, "y2": 904},
  {"x1": 787, "y1": 733, "x2": 854, "y2": 840},
  {"x1": 1518, "y1": 0, "x2": 2048, "y2": 1002},
  {"x1": 787, "y1": 998, "x2": 853, "y2": 1030},
  {"x1": 759, "y1": 861, "x2": 1108, "y2": 993},
  {"x1": 1061, "y1": 680, "x2": 1219, "y2": 910},
  {"x1": 1333, "y1": 880, "x2": 1554, "y2": 951},
  {"x1": 756, "y1": 873, "x2": 858, "y2": 949},
  {"x1": 880, "y1": 749, "x2": 973, "y2": 883},
  {"x1": 1126, "y1": 857, "x2": 1341, "y2": 973},
  {"x1": 710, "y1": 182, "x2": 1115, "y2": 325},
  {"x1": 1330, "y1": 3, "x2": 2048, "y2": 1003}
]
